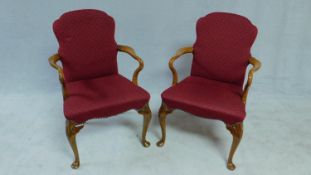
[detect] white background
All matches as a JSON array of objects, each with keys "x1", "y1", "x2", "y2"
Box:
[{"x1": 0, "y1": 0, "x2": 310, "y2": 174}]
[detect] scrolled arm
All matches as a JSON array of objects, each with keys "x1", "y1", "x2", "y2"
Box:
[
  {"x1": 49, "y1": 54, "x2": 68, "y2": 99},
  {"x1": 242, "y1": 57, "x2": 262, "y2": 104},
  {"x1": 169, "y1": 47, "x2": 193, "y2": 85},
  {"x1": 49, "y1": 54, "x2": 64, "y2": 83},
  {"x1": 117, "y1": 45, "x2": 144, "y2": 85}
]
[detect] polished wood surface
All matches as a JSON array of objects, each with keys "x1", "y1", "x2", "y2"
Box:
[
  {"x1": 66, "y1": 120, "x2": 84, "y2": 169},
  {"x1": 119, "y1": 45, "x2": 152, "y2": 147},
  {"x1": 49, "y1": 54, "x2": 68, "y2": 99},
  {"x1": 137, "y1": 103, "x2": 152, "y2": 147},
  {"x1": 157, "y1": 102, "x2": 173, "y2": 147},
  {"x1": 242, "y1": 57, "x2": 262, "y2": 104},
  {"x1": 158, "y1": 47, "x2": 261, "y2": 170},
  {"x1": 226, "y1": 122, "x2": 243, "y2": 170},
  {"x1": 168, "y1": 47, "x2": 193, "y2": 85},
  {"x1": 49, "y1": 45, "x2": 150, "y2": 169},
  {"x1": 118, "y1": 45, "x2": 144, "y2": 85}
]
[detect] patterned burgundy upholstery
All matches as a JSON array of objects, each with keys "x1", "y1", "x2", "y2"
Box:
[
  {"x1": 191, "y1": 12, "x2": 258, "y2": 86},
  {"x1": 162, "y1": 12, "x2": 258, "y2": 124},
  {"x1": 53, "y1": 9, "x2": 150, "y2": 122},
  {"x1": 53, "y1": 9, "x2": 118, "y2": 83},
  {"x1": 64, "y1": 75, "x2": 150, "y2": 123},
  {"x1": 162, "y1": 76, "x2": 245, "y2": 124}
]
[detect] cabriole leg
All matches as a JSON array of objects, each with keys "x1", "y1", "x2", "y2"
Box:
[
  {"x1": 65, "y1": 120, "x2": 84, "y2": 169},
  {"x1": 137, "y1": 103, "x2": 152, "y2": 147},
  {"x1": 157, "y1": 102, "x2": 171, "y2": 147},
  {"x1": 226, "y1": 122, "x2": 243, "y2": 170}
]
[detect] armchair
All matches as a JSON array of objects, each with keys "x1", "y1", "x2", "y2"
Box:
[
  {"x1": 157, "y1": 12, "x2": 261, "y2": 170},
  {"x1": 49, "y1": 9, "x2": 151, "y2": 169}
]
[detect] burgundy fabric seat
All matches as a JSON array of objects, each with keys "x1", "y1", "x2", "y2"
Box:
[
  {"x1": 52, "y1": 9, "x2": 151, "y2": 123},
  {"x1": 162, "y1": 76, "x2": 245, "y2": 124},
  {"x1": 161, "y1": 12, "x2": 257, "y2": 124},
  {"x1": 157, "y1": 12, "x2": 261, "y2": 170},
  {"x1": 65, "y1": 74, "x2": 150, "y2": 123},
  {"x1": 50, "y1": 9, "x2": 153, "y2": 169}
]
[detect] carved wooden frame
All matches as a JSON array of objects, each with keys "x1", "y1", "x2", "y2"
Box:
[
  {"x1": 49, "y1": 45, "x2": 151, "y2": 169},
  {"x1": 157, "y1": 46, "x2": 261, "y2": 170},
  {"x1": 117, "y1": 45, "x2": 144, "y2": 85}
]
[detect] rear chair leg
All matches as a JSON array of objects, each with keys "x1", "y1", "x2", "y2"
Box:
[
  {"x1": 137, "y1": 103, "x2": 152, "y2": 147},
  {"x1": 226, "y1": 122, "x2": 243, "y2": 170},
  {"x1": 66, "y1": 120, "x2": 84, "y2": 169},
  {"x1": 157, "y1": 102, "x2": 172, "y2": 147}
]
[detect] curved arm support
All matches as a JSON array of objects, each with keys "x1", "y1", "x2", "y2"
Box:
[
  {"x1": 169, "y1": 47, "x2": 193, "y2": 85},
  {"x1": 242, "y1": 57, "x2": 261, "y2": 103},
  {"x1": 49, "y1": 54, "x2": 68, "y2": 99},
  {"x1": 118, "y1": 45, "x2": 144, "y2": 86}
]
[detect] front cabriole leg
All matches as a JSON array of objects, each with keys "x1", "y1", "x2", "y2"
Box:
[
  {"x1": 66, "y1": 120, "x2": 84, "y2": 169},
  {"x1": 137, "y1": 103, "x2": 152, "y2": 147},
  {"x1": 226, "y1": 122, "x2": 243, "y2": 170},
  {"x1": 157, "y1": 102, "x2": 172, "y2": 147}
]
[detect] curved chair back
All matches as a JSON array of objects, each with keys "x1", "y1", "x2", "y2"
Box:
[
  {"x1": 53, "y1": 9, "x2": 118, "y2": 82},
  {"x1": 191, "y1": 12, "x2": 258, "y2": 86}
]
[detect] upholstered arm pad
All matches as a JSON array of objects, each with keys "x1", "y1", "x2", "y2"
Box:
[
  {"x1": 49, "y1": 54, "x2": 67, "y2": 99},
  {"x1": 117, "y1": 45, "x2": 144, "y2": 85},
  {"x1": 242, "y1": 57, "x2": 261, "y2": 103},
  {"x1": 169, "y1": 47, "x2": 193, "y2": 85}
]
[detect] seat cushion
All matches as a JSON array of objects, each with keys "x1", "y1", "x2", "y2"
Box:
[
  {"x1": 161, "y1": 76, "x2": 246, "y2": 124},
  {"x1": 64, "y1": 74, "x2": 150, "y2": 123}
]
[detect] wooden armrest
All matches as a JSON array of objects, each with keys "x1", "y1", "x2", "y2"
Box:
[
  {"x1": 249, "y1": 57, "x2": 261, "y2": 71},
  {"x1": 169, "y1": 47, "x2": 193, "y2": 85},
  {"x1": 117, "y1": 45, "x2": 144, "y2": 85},
  {"x1": 49, "y1": 54, "x2": 64, "y2": 82},
  {"x1": 48, "y1": 54, "x2": 67, "y2": 99},
  {"x1": 242, "y1": 57, "x2": 262, "y2": 103}
]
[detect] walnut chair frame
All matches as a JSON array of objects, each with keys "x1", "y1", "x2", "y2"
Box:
[
  {"x1": 49, "y1": 45, "x2": 152, "y2": 169},
  {"x1": 157, "y1": 47, "x2": 261, "y2": 170}
]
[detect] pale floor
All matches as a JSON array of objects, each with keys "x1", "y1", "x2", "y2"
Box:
[{"x1": 0, "y1": 91, "x2": 310, "y2": 175}]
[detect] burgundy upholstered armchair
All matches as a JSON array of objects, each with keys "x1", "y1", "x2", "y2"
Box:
[
  {"x1": 49, "y1": 9, "x2": 151, "y2": 169},
  {"x1": 157, "y1": 12, "x2": 261, "y2": 170}
]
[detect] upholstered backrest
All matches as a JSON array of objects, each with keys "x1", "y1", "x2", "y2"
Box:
[
  {"x1": 53, "y1": 9, "x2": 118, "y2": 82},
  {"x1": 191, "y1": 12, "x2": 258, "y2": 86}
]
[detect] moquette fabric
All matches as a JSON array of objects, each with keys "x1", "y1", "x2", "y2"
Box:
[
  {"x1": 162, "y1": 76, "x2": 245, "y2": 124},
  {"x1": 162, "y1": 12, "x2": 258, "y2": 124},
  {"x1": 64, "y1": 74, "x2": 150, "y2": 123},
  {"x1": 53, "y1": 9, "x2": 150, "y2": 122},
  {"x1": 53, "y1": 9, "x2": 118, "y2": 83},
  {"x1": 191, "y1": 12, "x2": 258, "y2": 87}
]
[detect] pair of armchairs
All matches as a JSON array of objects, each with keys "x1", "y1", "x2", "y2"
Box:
[{"x1": 49, "y1": 9, "x2": 261, "y2": 170}]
